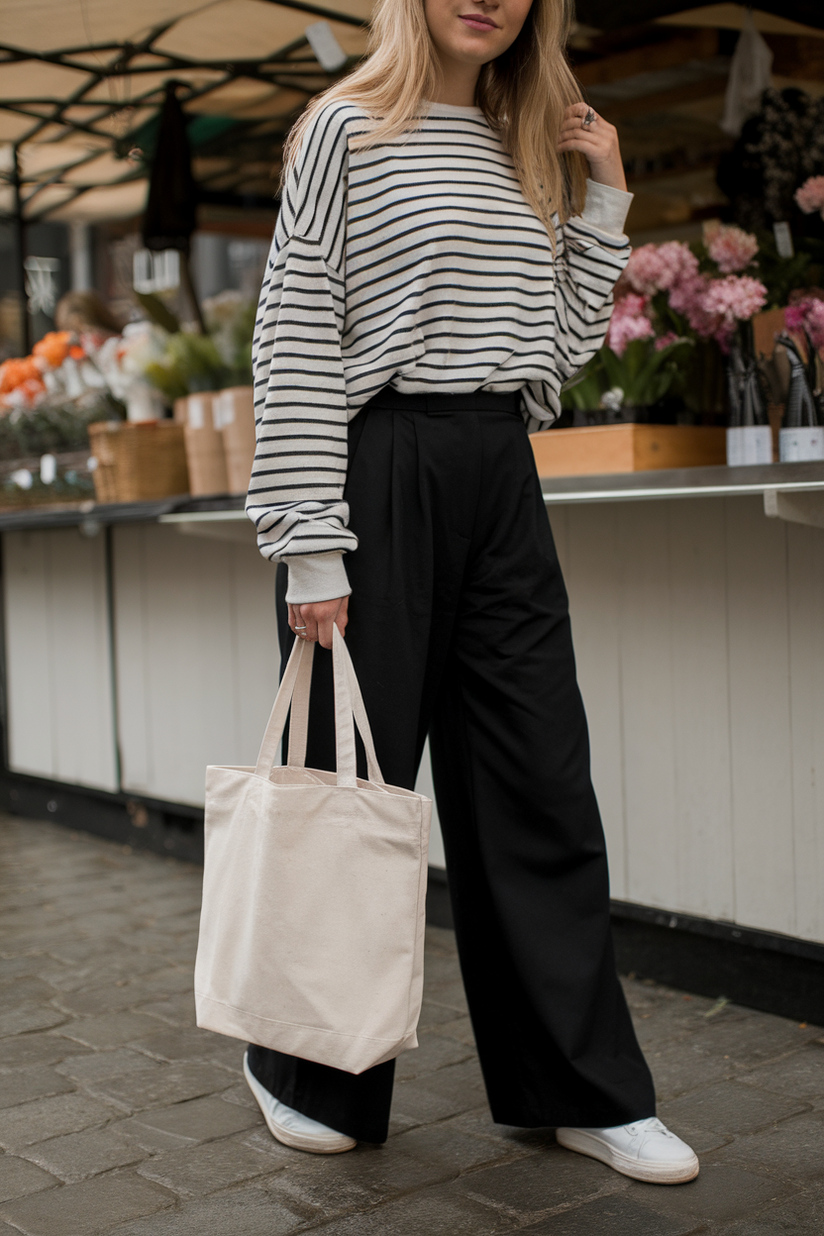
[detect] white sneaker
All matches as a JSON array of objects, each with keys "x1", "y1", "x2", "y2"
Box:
[
  {"x1": 243, "y1": 1051, "x2": 357, "y2": 1154},
  {"x1": 556, "y1": 1117, "x2": 699, "y2": 1184}
]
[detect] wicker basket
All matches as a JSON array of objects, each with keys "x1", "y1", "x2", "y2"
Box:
[{"x1": 88, "y1": 420, "x2": 190, "y2": 503}]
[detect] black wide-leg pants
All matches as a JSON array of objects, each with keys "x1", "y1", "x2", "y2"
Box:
[{"x1": 247, "y1": 387, "x2": 655, "y2": 1143}]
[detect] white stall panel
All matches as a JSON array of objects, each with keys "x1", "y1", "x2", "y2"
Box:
[
  {"x1": 725, "y1": 499, "x2": 795, "y2": 937},
  {"x1": 551, "y1": 504, "x2": 629, "y2": 898},
  {"x1": 787, "y1": 521, "x2": 824, "y2": 944},
  {"x1": 559, "y1": 494, "x2": 824, "y2": 946},
  {"x1": 3, "y1": 529, "x2": 117, "y2": 791},
  {"x1": 113, "y1": 524, "x2": 278, "y2": 806},
  {"x1": 667, "y1": 500, "x2": 734, "y2": 923}
]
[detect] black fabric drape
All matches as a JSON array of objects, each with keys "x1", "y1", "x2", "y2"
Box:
[{"x1": 142, "y1": 82, "x2": 197, "y2": 255}]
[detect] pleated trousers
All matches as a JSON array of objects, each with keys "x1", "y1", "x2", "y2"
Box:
[{"x1": 247, "y1": 386, "x2": 656, "y2": 1143}]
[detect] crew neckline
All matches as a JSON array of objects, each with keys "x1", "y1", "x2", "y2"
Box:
[{"x1": 422, "y1": 99, "x2": 484, "y2": 116}]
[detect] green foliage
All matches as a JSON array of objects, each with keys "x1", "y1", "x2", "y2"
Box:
[
  {"x1": 601, "y1": 337, "x2": 692, "y2": 408},
  {"x1": 226, "y1": 300, "x2": 256, "y2": 386},
  {"x1": 143, "y1": 331, "x2": 229, "y2": 401},
  {"x1": 753, "y1": 232, "x2": 814, "y2": 309},
  {"x1": 0, "y1": 395, "x2": 125, "y2": 463},
  {"x1": 561, "y1": 361, "x2": 608, "y2": 412},
  {"x1": 1, "y1": 471, "x2": 95, "y2": 508},
  {"x1": 561, "y1": 338, "x2": 693, "y2": 413},
  {"x1": 135, "y1": 292, "x2": 181, "y2": 335}
]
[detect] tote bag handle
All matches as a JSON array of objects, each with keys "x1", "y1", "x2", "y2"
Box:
[{"x1": 254, "y1": 627, "x2": 384, "y2": 788}]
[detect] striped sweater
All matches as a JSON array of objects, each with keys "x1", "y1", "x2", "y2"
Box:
[{"x1": 248, "y1": 100, "x2": 633, "y2": 604}]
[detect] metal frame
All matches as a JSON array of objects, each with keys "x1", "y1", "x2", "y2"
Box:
[{"x1": 0, "y1": 1, "x2": 367, "y2": 345}]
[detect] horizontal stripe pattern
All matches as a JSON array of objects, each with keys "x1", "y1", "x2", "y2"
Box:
[{"x1": 248, "y1": 101, "x2": 630, "y2": 565}]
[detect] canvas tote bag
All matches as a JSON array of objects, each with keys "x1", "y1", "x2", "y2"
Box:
[{"x1": 194, "y1": 626, "x2": 432, "y2": 1074}]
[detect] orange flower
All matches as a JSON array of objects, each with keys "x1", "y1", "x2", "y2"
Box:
[
  {"x1": 33, "y1": 330, "x2": 72, "y2": 369},
  {"x1": 20, "y1": 377, "x2": 45, "y2": 401},
  {"x1": 0, "y1": 356, "x2": 41, "y2": 393}
]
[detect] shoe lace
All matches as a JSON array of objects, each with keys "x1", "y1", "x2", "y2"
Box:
[{"x1": 626, "y1": 1117, "x2": 672, "y2": 1140}]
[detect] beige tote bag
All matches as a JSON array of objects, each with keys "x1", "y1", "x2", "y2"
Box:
[{"x1": 194, "y1": 626, "x2": 432, "y2": 1074}]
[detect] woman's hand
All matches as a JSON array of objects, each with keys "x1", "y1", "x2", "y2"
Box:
[
  {"x1": 289, "y1": 596, "x2": 349, "y2": 650},
  {"x1": 558, "y1": 103, "x2": 627, "y2": 194}
]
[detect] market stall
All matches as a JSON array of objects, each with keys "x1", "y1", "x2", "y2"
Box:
[
  {"x1": 1, "y1": 0, "x2": 824, "y2": 1021},
  {"x1": 2, "y1": 462, "x2": 824, "y2": 1008}
]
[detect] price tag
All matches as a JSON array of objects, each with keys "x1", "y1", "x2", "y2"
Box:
[{"x1": 773, "y1": 222, "x2": 794, "y2": 259}]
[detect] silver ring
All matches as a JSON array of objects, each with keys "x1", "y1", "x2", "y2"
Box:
[
  {"x1": 294, "y1": 624, "x2": 307, "y2": 630},
  {"x1": 582, "y1": 108, "x2": 596, "y2": 128}
]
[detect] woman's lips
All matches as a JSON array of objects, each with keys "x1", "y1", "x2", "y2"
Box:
[{"x1": 458, "y1": 14, "x2": 498, "y2": 30}]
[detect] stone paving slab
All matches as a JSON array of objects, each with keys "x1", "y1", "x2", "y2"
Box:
[{"x1": 2, "y1": 815, "x2": 824, "y2": 1234}]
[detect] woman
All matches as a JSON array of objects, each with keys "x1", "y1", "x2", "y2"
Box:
[{"x1": 243, "y1": 0, "x2": 699, "y2": 1185}]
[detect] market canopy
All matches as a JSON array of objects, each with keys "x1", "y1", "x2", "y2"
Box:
[
  {"x1": 0, "y1": 0, "x2": 371, "y2": 222},
  {"x1": 1, "y1": 0, "x2": 823, "y2": 224}
]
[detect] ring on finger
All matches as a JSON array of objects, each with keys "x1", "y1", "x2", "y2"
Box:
[{"x1": 582, "y1": 108, "x2": 597, "y2": 128}]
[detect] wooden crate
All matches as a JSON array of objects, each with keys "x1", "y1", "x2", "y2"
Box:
[
  {"x1": 88, "y1": 421, "x2": 189, "y2": 503},
  {"x1": 530, "y1": 423, "x2": 727, "y2": 477}
]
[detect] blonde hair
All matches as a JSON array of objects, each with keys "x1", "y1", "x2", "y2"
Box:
[{"x1": 284, "y1": 0, "x2": 589, "y2": 233}]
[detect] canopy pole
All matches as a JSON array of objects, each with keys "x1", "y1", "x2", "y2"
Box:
[
  {"x1": 11, "y1": 146, "x2": 30, "y2": 354},
  {"x1": 179, "y1": 252, "x2": 206, "y2": 334}
]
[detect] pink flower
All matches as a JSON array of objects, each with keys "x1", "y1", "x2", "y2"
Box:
[
  {"x1": 654, "y1": 332, "x2": 681, "y2": 351},
  {"x1": 622, "y1": 242, "x2": 699, "y2": 297},
  {"x1": 606, "y1": 293, "x2": 655, "y2": 356},
  {"x1": 787, "y1": 297, "x2": 824, "y2": 353},
  {"x1": 785, "y1": 303, "x2": 808, "y2": 333},
  {"x1": 795, "y1": 176, "x2": 824, "y2": 218},
  {"x1": 699, "y1": 275, "x2": 768, "y2": 345},
  {"x1": 668, "y1": 273, "x2": 717, "y2": 338},
  {"x1": 707, "y1": 225, "x2": 758, "y2": 274}
]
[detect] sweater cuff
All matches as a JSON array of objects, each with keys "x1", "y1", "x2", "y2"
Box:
[
  {"x1": 581, "y1": 179, "x2": 634, "y2": 238},
  {"x1": 284, "y1": 552, "x2": 351, "y2": 605}
]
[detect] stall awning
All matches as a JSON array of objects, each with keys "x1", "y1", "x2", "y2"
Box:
[
  {"x1": 0, "y1": 0, "x2": 371, "y2": 222},
  {"x1": 0, "y1": 0, "x2": 822, "y2": 225}
]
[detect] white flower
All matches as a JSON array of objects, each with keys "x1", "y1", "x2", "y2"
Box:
[{"x1": 601, "y1": 387, "x2": 625, "y2": 412}]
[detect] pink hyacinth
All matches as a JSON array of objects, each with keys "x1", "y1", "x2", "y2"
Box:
[
  {"x1": 606, "y1": 293, "x2": 655, "y2": 356},
  {"x1": 786, "y1": 298, "x2": 824, "y2": 353},
  {"x1": 707, "y1": 225, "x2": 758, "y2": 274},
  {"x1": 622, "y1": 241, "x2": 699, "y2": 297},
  {"x1": 668, "y1": 272, "x2": 717, "y2": 338},
  {"x1": 795, "y1": 176, "x2": 824, "y2": 218},
  {"x1": 700, "y1": 276, "x2": 768, "y2": 340}
]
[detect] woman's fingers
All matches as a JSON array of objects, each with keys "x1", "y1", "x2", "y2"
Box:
[
  {"x1": 294, "y1": 606, "x2": 319, "y2": 643},
  {"x1": 558, "y1": 104, "x2": 626, "y2": 190},
  {"x1": 291, "y1": 597, "x2": 348, "y2": 648},
  {"x1": 317, "y1": 612, "x2": 336, "y2": 649}
]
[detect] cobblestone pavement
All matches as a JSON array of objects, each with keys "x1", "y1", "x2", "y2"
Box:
[{"x1": 2, "y1": 815, "x2": 824, "y2": 1235}]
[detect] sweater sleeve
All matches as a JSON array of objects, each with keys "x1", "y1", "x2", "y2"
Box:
[
  {"x1": 246, "y1": 105, "x2": 356, "y2": 603},
  {"x1": 523, "y1": 180, "x2": 633, "y2": 430},
  {"x1": 553, "y1": 180, "x2": 633, "y2": 382}
]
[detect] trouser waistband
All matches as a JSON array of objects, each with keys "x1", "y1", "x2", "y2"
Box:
[{"x1": 362, "y1": 385, "x2": 522, "y2": 415}]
